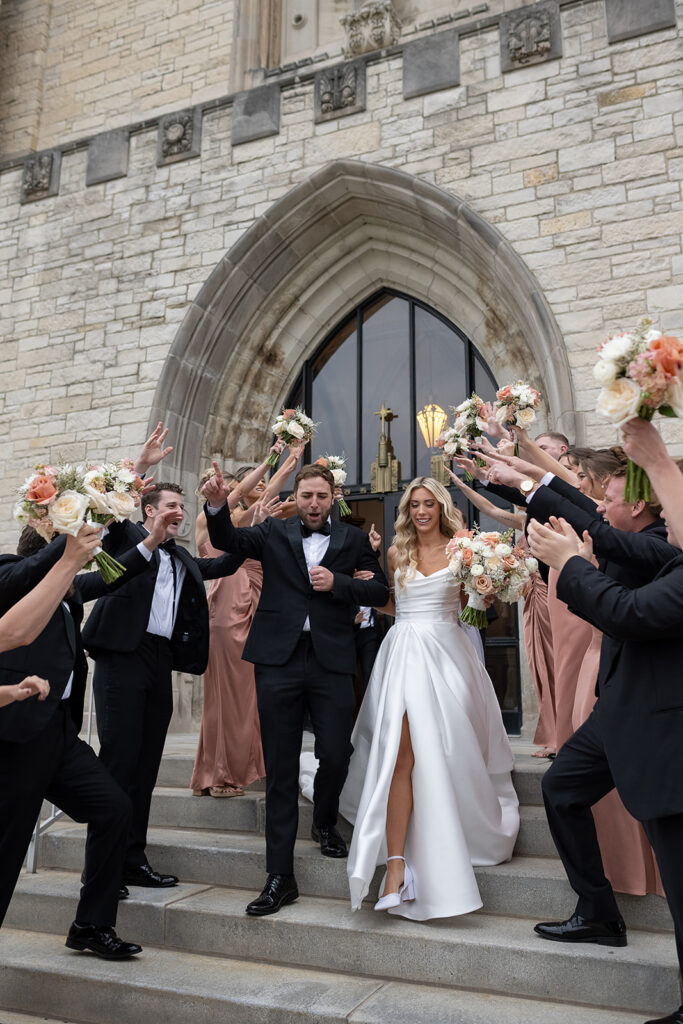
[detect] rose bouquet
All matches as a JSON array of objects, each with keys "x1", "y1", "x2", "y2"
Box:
[
  {"x1": 267, "y1": 407, "x2": 316, "y2": 467},
  {"x1": 594, "y1": 319, "x2": 683, "y2": 500},
  {"x1": 315, "y1": 454, "x2": 351, "y2": 516},
  {"x1": 435, "y1": 427, "x2": 469, "y2": 460},
  {"x1": 446, "y1": 526, "x2": 538, "y2": 628},
  {"x1": 443, "y1": 393, "x2": 489, "y2": 479},
  {"x1": 495, "y1": 381, "x2": 542, "y2": 454},
  {"x1": 15, "y1": 459, "x2": 146, "y2": 582}
]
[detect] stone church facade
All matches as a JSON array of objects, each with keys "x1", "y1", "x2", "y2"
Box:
[{"x1": 0, "y1": 0, "x2": 681, "y2": 725}]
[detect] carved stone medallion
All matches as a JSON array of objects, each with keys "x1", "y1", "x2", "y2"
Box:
[
  {"x1": 314, "y1": 61, "x2": 366, "y2": 123},
  {"x1": 157, "y1": 108, "x2": 202, "y2": 166},
  {"x1": 500, "y1": 1, "x2": 562, "y2": 72},
  {"x1": 20, "y1": 151, "x2": 62, "y2": 203},
  {"x1": 340, "y1": 0, "x2": 401, "y2": 57}
]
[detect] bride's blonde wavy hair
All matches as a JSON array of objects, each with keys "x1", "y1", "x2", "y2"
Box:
[{"x1": 393, "y1": 477, "x2": 464, "y2": 590}]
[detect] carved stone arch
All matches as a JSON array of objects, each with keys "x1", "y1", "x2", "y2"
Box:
[{"x1": 151, "y1": 159, "x2": 577, "y2": 506}]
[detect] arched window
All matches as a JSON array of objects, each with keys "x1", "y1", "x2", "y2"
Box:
[{"x1": 286, "y1": 289, "x2": 522, "y2": 731}]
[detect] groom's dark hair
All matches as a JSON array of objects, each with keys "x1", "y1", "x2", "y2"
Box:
[{"x1": 294, "y1": 464, "x2": 334, "y2": 494}]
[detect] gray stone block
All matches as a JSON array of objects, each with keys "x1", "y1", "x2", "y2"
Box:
[
  {"x1": 86, "y1": 129, "x2": 129, "y2": 186},
  {"x1": 402, "y1": 27, "x2": 460, "y2": 100},
  {"x1": 500, "y1": 2, "x2": 562, "y2": 74},
  {"x1": 20, "y1": 150, "x2": 61, "y2": 204},
  {"x1": 605, "y1": 0, "x2": 676, "y2": 44},
  {"x1": 231, "y1": 84, "x2": 281, "y2": 146},
  {"x1": 314, "y1": 60, "x2": 366, "y2": 123},
  {"x1": 157, "y1": 107, "x2": 202, "y2": 166}
]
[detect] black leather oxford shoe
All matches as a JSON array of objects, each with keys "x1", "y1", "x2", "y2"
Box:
[
  {"x1": 118, "y1": 885, "x2": 129, "y2": 900},
  {"x1": 311, "y1": 824, "x2": 347, "y2": 858},
  {"x1": 534, "y1": 913, "x2": 627, "y2": 947},
  {"x1": 644, "y1": 1009, "x2": 683, "y2": 1024},
  {"x1": 245, "y1": 874, "x2": 299, "y2": 916},
  {"x1": 65, "y1": 922, "x2": 142, "y2": 959},
  {"x1": 122, "y1": 863, "x2": 178, "y2": 888}
]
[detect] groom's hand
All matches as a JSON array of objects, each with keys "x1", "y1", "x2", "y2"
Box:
[{"x1": 309, "y1": 565, "x2": 334, "y2": 591}]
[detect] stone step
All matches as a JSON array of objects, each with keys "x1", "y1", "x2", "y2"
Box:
[
  {"x1": 0, "y1": 928, "x2": 652, "y2": 1024},
  {"x1": 34, "y1": 827, "x2": 673, "y2": 933},
  {"x1": 2, "y1": 878, "x2": 677, "y2": 1019},
  {"x1": 0, "y1": 1013, "x2": 81, "y2": 1024}
]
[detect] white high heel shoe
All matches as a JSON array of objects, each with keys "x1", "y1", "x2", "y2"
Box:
[{"x1": 373, "y1": 855, "x2": 415, "y2": 911}]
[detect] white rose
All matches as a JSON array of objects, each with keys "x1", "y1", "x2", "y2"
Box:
[
  {"x1": 495, "y1": 543, "x2": 512, "y2": 557},
  {"x1": 83, "y1": 470, "x2": 111, "y2": 514},
  {"x1": 600, "y1": 333, "x2": 635, "y2": 362},
  {"x1": 644, "y1": 328, "x2": 661, "y2": 344},
  {"x1": 444, "y1": 441, "x2": 458, "y2": 456},
  {"x1": 666, "y1": 376, "x2": 683, "y2": 417},
  {"x1": 525, "y1": 556, "x2": 539, "y2": 573},
  {"x1": 593, "y1": 358, "x2": 619, "y2": 385},
  {"x1": 455, "y1": 400, "x2": 469, "y2": 414},
  {"x1": 475, "y1": 416, "x2": 488, "y2": 433},
  {"x1": 115, "y1": 467, "x2": 135, "y2": 486},
  {"x1": 454, "y1": 414, "x2": 468, "y2": 435},
  {"x1": 596, "y1": 377, "x2": 642, "y2": 425},
  {"x1": 470, "y1": 563, "x2": 484, "y2": 576},
  {"x1": 331, "y1": 468, "x2": 347, "y2": 486},
  {"x1": 517, "y1": 407, "x2": 536, "y2": 427},
  {"x1": 106, "y1": 490, "x2": 137, "y2": 523},
  {"x1": 272, "y1": 418, "x2": 288, "y2": 433},
  {"x1": 286, "y1": 420, "x2": 305, "y2": 439},
  {"x1": 49, "y1": 490, "x2": 90, "y2": 537},
  {"x1": 495, "y1": 404, "x2": 510, "y2": 426}
]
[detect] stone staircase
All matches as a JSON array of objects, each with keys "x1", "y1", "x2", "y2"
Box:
[{"x1": 0, "y1": 742, "x2": 678, "y2": 1024}]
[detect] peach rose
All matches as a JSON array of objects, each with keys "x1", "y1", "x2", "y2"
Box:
[
  {"x1": 284, "y1": 409, "x2": 296, "y2": 420},
  {"x1": 25, "y1": 475, "x2": 57, "y2": 506},
  {"x1": 496, "y1": 385, "x2": 513, "y2": 400},
  {"x1": 461, "y1": 548, "x2": 474, "y2": 567},
  {"x1": 650, "y1": 336, "x2": 683, "y2": 377},
  {"x1": 454, "y1": 529, "x2": 474, "y2": 539},
  {"x1": 473, "y1": 574, "x2": 495, "y2": 595},
  {"x1": 501, "y1": 555, "x2": 518, "y2": 570},
  {"x1": 314, "y1": 457, "x2": 328, "y2": 467}
]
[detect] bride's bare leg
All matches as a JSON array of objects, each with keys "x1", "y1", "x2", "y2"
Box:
[{"x1": 384, "y1": 713, "x2": 414, "y2": 894}]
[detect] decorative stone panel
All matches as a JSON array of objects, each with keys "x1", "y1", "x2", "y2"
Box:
[
  {"x1": 403, "y1": 27, "x2": 460, "y2": 100},
  {"x1": 605, "y1": 0, "x2": 676, "y2": 44},
  {"x1": 86, "y1": 129, "x2": 130, "y2": 186},
  {"x1": 499, "y1": 1, "x2": 562, "y2": 73},
  {"x1": 231, "y1": 84, "x2": 281, "y2": 145},
  {"x1": 314, "y1": 61, "x2": 366, "y2": 123},
  {"x1": 157, "y1": 108, "x2": 202, "y2": 166},
  {"x1": 340, "y1": 1, "x2": 401, "y2": 58},
  {"x1": 19, "y1": 150, "x2": 61, "y2": 203}
]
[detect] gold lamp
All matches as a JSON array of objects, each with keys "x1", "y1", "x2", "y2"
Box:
[{"x1": 416, "y1": 403, "x2": 447, "y2": 449}]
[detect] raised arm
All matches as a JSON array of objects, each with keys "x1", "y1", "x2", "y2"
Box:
[
  {"x1": 445, "y1": 467, "x2": 525, "y2": 531},
  {"x1": 622, "y1": 418, "x2": 683, "y2": 547}
]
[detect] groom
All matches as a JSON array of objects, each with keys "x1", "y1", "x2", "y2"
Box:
[{"x1": 204, "y1": 462, "x2": 389, "y2": 915}]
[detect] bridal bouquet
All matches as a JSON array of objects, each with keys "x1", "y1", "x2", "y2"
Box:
[
  {"x1": 267, "y1": 407, "x2": 316, "y2": 466},
  {"x1": 15, "y1": 459, "x2": 146, "y2": 582},
  {"x1": 435, "y1": 426, "x2": 469, "y2": 459},
  {"x1": 315, "y1": 455, "x2": 351, "y2": 516},
  {"x1": 593, "y1": 318, "x2": 683, "y2": 500},
  {"x1": 446, "y1": 527, "x2": 537, "y2": 628},
  {"x1": 444, "y1": 393, "x2": 489, "y2": 479}
]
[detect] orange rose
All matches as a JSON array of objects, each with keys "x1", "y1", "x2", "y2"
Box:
[
  {"x1": 454, "y1": 528, "x2": 474, "y2": 539},
  {"x1": 461, "y1": 548, "x2": 474, "y2": 566},
  {"x1": 496, "y1": 385, "x2": 513, "y2": 400},
  {"x1": 284, "y1": 409, "x2": 296, "y2": 420},
  {"x1": 473, "y1": 574, "x2": 495, "y2": 595},
  {"x1": 314, "y1": 457, "x2": 328, "y2": 467},
  {"x1": 25, "y1": 475, "x2": 57, "y2": 506},
  {"x1": 650, "y1": 336, "x2": 683, "y2": 377}
]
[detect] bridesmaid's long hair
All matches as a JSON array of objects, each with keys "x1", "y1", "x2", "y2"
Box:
[{"x1": 393, "y1": 477, "x2": 463, "y2": 590}]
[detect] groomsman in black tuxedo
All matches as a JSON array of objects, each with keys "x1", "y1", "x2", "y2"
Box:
[
  {"x1": 82, "y1": 483, "x2": 245, "y2": 890},
  {"x1": 204, "y1": 462, "x2": 389, "y2": 916},
  {"x1": 0, "y1": 519, "x2": 170, "y2": 958},
  {"x1": 528, "y1": 516, "x2": 683, "y2": 1024}
]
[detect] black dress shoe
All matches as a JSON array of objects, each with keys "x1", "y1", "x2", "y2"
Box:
[
  {"x1": 65, "y1": 922, "x2": 142, "y2": 960},
  {"x1": 644, "y1": 1009, "x2": 683, "y2": 1023},
  {"x1": 122, "y1": 863, "x2": 178, "y2": 888},
  {"x1": 534, "y1": 912, "x2": 627, "y2": 947},
  {"x1": 118, "y1": 885, "x2": 129, "y2": 900},
  {"x1": 245, "y1": 874, "x2": 298, "y2": 916},
  {"x1": 311, "y1": 824, "x2": 347, "y2": 858}
]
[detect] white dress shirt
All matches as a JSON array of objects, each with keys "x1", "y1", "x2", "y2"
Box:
[
  {"x1": 302, "y1": 521, "x2": 331, "y2": 631},
  {"x1": 137, "y1": 537, "x2": 186, "y2": 639}
]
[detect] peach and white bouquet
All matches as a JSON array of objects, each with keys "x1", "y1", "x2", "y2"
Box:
[
  {"x1": 446, "y1": 526, "x2": 537, "y2": 628},
  {"x1": 315, "y1": 454, "x2": 351, "y2": 516},
  {"x1": 441, "y1": 392, "x2": 489, "y2": 479},
  {"x1": 267, "y1": 407, "x2": 316, "y2": 466},
  {"x1": 594, "y1": 318, "x2": 683, "y2": 500},
  {"x1": 435, "y1": 426, "x2": 469, "y2": 459},
  {"x1": 15, "y1": 459, "x2": 146, "y2": 581}
]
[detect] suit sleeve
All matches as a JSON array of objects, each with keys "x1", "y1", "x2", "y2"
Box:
[
  {"x1": 330, "y1": 536, "x2": 390, "y2": 607},
  {"x1": 557, "y1": 555, "x2": 683, "y2": 640},
  {"x1": 203, "y1": 502, "x2": 268, "y2": 560},
  {"x1": 483, "y1": 481, "x2": 524, "y2": 506},
  {"x1": 0, "y1": 536, "x2": 67, "y2": 613},
  {"x1": 75, "y1": 544, "x2": 154, "y2": 603},
  {"x1": 195, "y1": 551, "x2": 247, "y2": 580},
  {"x1": 549, "y1": 476, "x2": 601, "y2": 515}
]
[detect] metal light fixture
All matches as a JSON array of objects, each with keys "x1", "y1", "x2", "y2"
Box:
[{"x1": 416, "y1": 403, "x2": 447, "y2": 449}]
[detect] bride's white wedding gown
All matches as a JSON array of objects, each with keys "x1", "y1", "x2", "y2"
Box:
[{"x1": 340, "y1": 567, "x2": 520, "y2": 921}]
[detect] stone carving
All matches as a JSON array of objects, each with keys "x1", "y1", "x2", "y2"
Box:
[
  {"x1": 314, "y1": 61, "x2": 366, "y2": 123},
  {"x1": 340, "y1": 1, "x2": 401, "y2": 57},
  {"x1": 157, "y1": 109, "x2": 202, "y2": 165},
  {"x1": 500, "y1": 2, "x2": 562, "y2": 73},
  {"x1": 20, "y1": 151, "x2": 61, "y2": 203}
]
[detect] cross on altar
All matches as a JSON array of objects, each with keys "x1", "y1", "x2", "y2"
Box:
[{"x1": 373, "y1": 402, "x2": 396, "y2": 437}]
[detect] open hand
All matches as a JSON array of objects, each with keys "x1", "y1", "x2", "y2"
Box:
[
  {"x1": 143, "y1": 509, "x2": 180, "y2": 550},
  {"x1": 252, "y1": 494, "x2": 284, "y2": 524},
  {"x1": 203, "y1": 462, "x2": 230, "y2": 508},
  {"x1": 452, "y1": 453, "x2": 488, "y2": 482},
  {"x1": 135, "y1": 422, "x2": 173, "y2": 475}
]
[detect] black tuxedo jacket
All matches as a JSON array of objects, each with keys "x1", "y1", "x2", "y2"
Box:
[
  {"x1": 0, "y1": 536, "x2": 150, "y2": 744},
  {"x1": 557, "y1": 553, "x2": 683, "y2": 820},
  {"x1": 82, "y1": 520, "x2": 244, "y2": 675},
  {"x1": 205, "y1": 504, "x2": 389, "y2": 673},
  {"x1": 483, "y1": 479, "x2": 550, "y2": 584}
]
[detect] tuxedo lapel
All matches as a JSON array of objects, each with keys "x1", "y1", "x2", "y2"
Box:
[
  {"x1": 61, "y1": 603, "x2": 77, "y2": 656},
  {"x1": 321, "y1": 519, "x2": 346, "y2": 567},
  {"x1": 285, "y1": 516, "x2": 310, "y2": 582}
]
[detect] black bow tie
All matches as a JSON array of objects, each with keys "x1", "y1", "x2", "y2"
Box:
[
  {"x1": 160, "y1": 539, "x2": 177, "y2": 554},
  {"x1": 301, "y1": 521, "x2": 331, "y2": 538}
]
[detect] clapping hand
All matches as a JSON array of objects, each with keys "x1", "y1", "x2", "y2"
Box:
[
  {"x1": 134, "y1": 422, "x2": 174, "y2": 476},
  {"x1": 527, "y1": 516, "x2": 584, "y2": 570},
  {"x1": 203, "y1": 462, "x2": 230, "y2": 509}
]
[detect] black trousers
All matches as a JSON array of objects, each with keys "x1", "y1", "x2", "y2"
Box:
[
  {"x1": 255, "y1": 634, "x2": 355, "y2": 875},
  {"x1": 543, "y1": 707, "x2": 683, "y2": 975},
  {"x1": 355, "y1": 624, "x2": 380, "y2": 700},
  {"x1": 0, "y1": 702, "x2": 131, "y2": 929},
  {"x1": 93, "y1": 633, "x2": 173, "y2": 871}
]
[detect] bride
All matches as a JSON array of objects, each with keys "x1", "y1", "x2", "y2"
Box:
[{"x1": 340, "y1": 476, "x2": 520, "y2": 921}]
